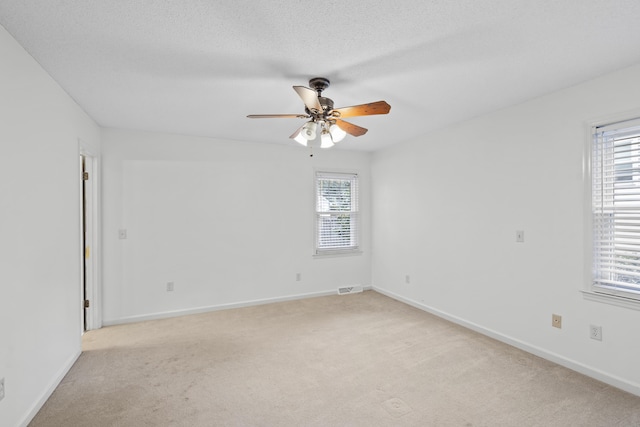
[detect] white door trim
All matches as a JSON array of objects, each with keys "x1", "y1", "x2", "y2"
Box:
[{"x1": 79, "y1": 141, "x2": 102, "y2": 330}]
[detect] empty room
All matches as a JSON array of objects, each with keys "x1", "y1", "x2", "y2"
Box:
[{"x1": 2, "y1": 1, "x2": 640, "y2": 426}]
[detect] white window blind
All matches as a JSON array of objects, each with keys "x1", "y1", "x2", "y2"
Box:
[
  {"x1": 592, "y1": 118, "x2": 640, "y2": 301},
  {"x1": 315, "y1": 172, "x2": 359, "y2": 253}
]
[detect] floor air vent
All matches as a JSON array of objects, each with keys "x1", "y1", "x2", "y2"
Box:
[{"x1": 337, "y1": 285, "x2": 363, "y2": 295}]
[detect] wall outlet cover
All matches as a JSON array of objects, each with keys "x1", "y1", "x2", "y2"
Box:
[
  {"x1": 552, "y1": 314, "x2": 562, "y2": 329},
  {"x1": 590, "y1": 325, "x2": 603, "y2": 341}
]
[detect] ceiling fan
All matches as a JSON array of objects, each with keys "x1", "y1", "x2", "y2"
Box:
[{"x1": 247, "y1": 77, "x2": 391, "y2": 148}]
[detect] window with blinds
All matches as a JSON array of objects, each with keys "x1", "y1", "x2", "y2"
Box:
[
  {"x1": 592, "y1": 118, "x2": 640, "y2": 301},
  {"x1": 315, "y1": 171, "x2": 359, "y2": 254}
]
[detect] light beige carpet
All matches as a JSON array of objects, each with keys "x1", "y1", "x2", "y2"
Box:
[{"x1": 30, "y1": 291, "x2": 640, "y2": 426}]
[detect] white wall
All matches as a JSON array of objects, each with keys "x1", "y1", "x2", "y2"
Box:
[
  {"x1": 101, "y1": 129, "x2": 371, "y2": 324},
  {"x1": 0, "y1": 25, "x2": 100, "y2": 426},
  {"x1": 372, "y1": 64, "x2": 640, "y2": 396}
]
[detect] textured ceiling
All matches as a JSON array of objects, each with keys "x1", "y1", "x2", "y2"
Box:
[{"x1": 2, "y1": 0, "x2": 640, "y2": 151}]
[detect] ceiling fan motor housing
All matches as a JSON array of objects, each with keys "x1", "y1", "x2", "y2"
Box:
[
  {"x1": 304, "y1": 96, "x2": 334, "y2": 119},
  {"x1": 319, "y1": 97, "x2": 334, "y2": 113}
]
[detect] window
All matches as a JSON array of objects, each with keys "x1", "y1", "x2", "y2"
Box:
[
  {"x1": 315, "y1": 171, "x2": 359, "y2": 254},
  {"x1": 592, "y1": 118, "x2": 640, "y2": 301}
]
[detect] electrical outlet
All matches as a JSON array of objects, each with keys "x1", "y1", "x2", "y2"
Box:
[
  {"x1": 405, "y1": 275, "x2": 410, "y2": 284},
  {"x1": 552, "y1": 314, "x2": 562, "y2": 329},
  {"x1": 0, "y1": 377, "x2": 5, "y2": 402},
  {"x1": 118, "y1": 229, "x2": 127, "y2": 239},
  {"x1": 516, "y1": 230, "x2": 525, "y2": 243},
  {"x1": 296, "y1": 273, "x2": 301, "y2": 282},
  {"x1": 590, "y1": 325, "x2": 602, "y2": 341},
  {"x1": 166, "y1": 282, "x2": 174, "y2": 292}
]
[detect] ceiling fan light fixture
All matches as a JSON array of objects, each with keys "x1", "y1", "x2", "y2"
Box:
[
  {"x1": 247, "y1": 77, "x2": 391, "y2": 149},
  {"x1": 301, "y1": 121, "x2": 317, "y2": 140},
  {"x1": 329, "y1": 123, "x2": 346, "y2": 142},
  {"x1": 320, "y1": 129, "x2": 335, "y2": 148},
  {"x1": 294, "y1": 132, "x2": 308, "y2": 146}
]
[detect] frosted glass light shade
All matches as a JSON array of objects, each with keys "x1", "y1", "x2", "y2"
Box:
[
  {"x1": 329, "y1": 124, "x2": 346, "y2": 142},
  {"x1": 294, "y1": 132, "x2": 308, "y2": 146},
  {"x1": 301, "y1": 121, "x2": 317, "y2": 140},
  {"x1": 320, "y1": 130, "x2": 335, "y2": 148}
]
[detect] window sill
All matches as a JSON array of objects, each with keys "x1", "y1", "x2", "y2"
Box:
[
  {"x1": 313, "y1": 250, "x2": 363, "y2": 259},
  {"x1": 581, "y1": 290, "x2": 640, "y2": 311}
]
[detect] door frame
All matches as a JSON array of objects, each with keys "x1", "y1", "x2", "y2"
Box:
[{"x1": 79, "y1": 142, "x2": 102, "y2": 331}]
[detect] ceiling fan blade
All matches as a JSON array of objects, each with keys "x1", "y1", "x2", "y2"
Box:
[
  {"x1": 289, "y1": 124, "x2": 305, "y2": 139},
  {"x1": 332, "y1": 101, "x2": 391, "y2": 119},
  {"x1": 335, "y1": 119, "x2": 368, "y2": 137},
  {"x1": 247, "y1": 114, "x2": 308, "y2": 119},
  {"x1": 293, "y1": 86, "x2": 323, "y2": 114}
]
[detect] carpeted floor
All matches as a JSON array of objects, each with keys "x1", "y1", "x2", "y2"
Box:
[{"x1": 29, "y1": 291, "x2": 640, "y2": 426}]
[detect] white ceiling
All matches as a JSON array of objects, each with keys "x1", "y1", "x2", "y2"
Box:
[{"x1": 2, "y1": 1, "x2": 640, "y2": 151}]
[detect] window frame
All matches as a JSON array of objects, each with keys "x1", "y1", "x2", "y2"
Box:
[
  {"x1": 314, "y1": 170, "x2": 361, "y2": 257},
  {"x1": 585, "y1": 114, "x2": 640, "y2": 310}
]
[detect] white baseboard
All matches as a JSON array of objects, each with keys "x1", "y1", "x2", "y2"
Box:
[
  {"x1": 103, "y1": 289, "x2": 348, "y2": 326},
  {"x1": 373, "y1": 286, "x2": 640, "y2": 398},
  {"x1": 20, "y1": 349, "x2": 81, "y2": 427}
]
